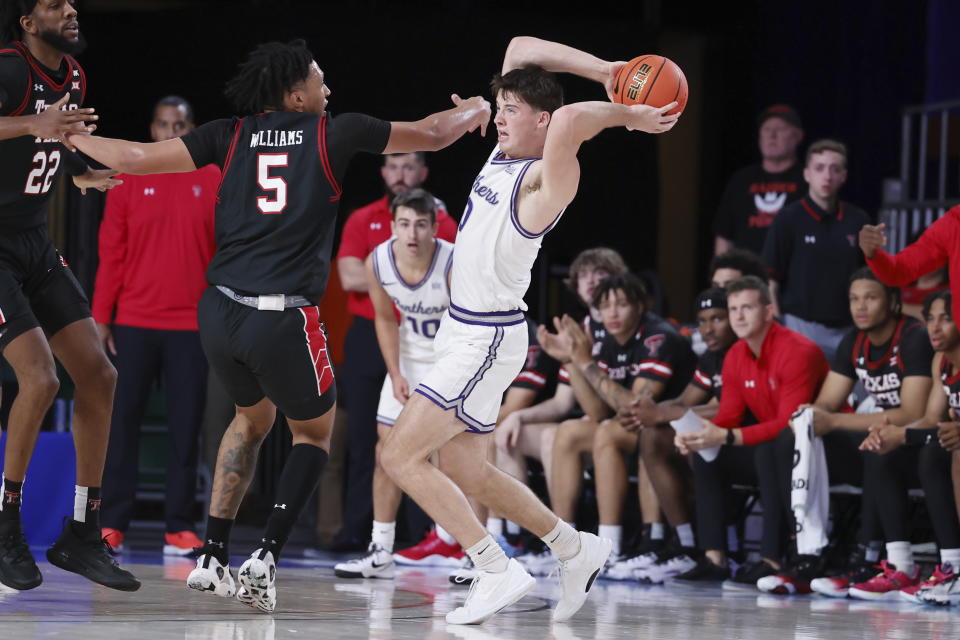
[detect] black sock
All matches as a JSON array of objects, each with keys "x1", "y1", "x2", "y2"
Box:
[
  {"x1": 0, "y1": 477, "x2": 23, "y2": 522},
  {"x1": 72, "y1": 486, "x2": 101, "y2": 534},
  {"x1": 203, "y1": 516, "x2": 234, "y2": 566},
  {"x1": 261, "y1": 444, "x2": 328, "y2": 560}
]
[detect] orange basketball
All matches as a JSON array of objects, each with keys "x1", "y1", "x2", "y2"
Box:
[{"x1": 611, "y1": 55, "x2": 687, "y2": 115}]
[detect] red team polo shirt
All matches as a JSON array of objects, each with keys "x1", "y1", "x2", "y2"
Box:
[
  {"x1": 336, "y1": 195, "x2": 458, "y2": 319},
  {"x1": 92, "y1": 167, "x2": 220, "y2": 331},
  {"x1": 713, "y1": 321, "x2": 829, "y2": 446},
  {"x1": 867, "y1": 205, "x2": 960, "y2": 323}
]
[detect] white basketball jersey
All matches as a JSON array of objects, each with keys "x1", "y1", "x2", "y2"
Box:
[
  {"x1": 448, "y1": 146, "x2": 564, "y2": 322},
  {"x1": 372, "y1": 238, "x2": 454, "y2": 363}
]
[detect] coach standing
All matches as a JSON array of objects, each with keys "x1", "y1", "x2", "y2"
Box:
[
  {"x1": 94, "y1": 96, "x2": 219, "y2": 555},
  {"x1": 762, "y1": 139, "x2": 869, "y2": 361},
  {"x1": 332, "y1": 153, "x2": 457, "y2": 550}
]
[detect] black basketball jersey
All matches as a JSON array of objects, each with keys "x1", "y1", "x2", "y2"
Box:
[
  {"x1": 940, "y1": 356, "x2": 960, "y2": 412},
  {"x1": 691, "y1": 345, "x2": 729, "y2": 400},
  {"x1": 833, "y1": 315, "x2": 932, "y2": 410},
  {"x1": 595, "y1": 313, "x2": 696, "y2": 400},
  {"x1": 181, "y1": 111, "x2": 390, "y2": 303},
  {"x1": 512, "y1": 318, "x2": 561, "y2": 403},
  {"x1": 0, "y1": 41, "x2": 86, "y2": 229}
]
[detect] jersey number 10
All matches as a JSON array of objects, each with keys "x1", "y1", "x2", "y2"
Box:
[{"x1": 406, "y1": 317, "x2": 440, "y2": 339}]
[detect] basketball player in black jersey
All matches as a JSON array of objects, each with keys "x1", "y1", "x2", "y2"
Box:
[
  {"x1": 778, "y1": 268, "x2": 937, "y2": 598},
  {"x1": 0, "y1": 0, "x2": 137, "y2": 592},
  {"x1": 65, "y1": 39, "x2": 490, "y2": 612}
]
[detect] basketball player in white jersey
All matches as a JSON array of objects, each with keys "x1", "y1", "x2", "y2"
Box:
[
  {"x1": 379, "y1": 36, "x2": 679, "y2": 624},
  {"x1": 333, "y1": 188, "x2": 454, "y2": 579}
]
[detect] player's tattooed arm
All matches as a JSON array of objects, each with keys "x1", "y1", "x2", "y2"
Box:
[{"x1": 579, "y1": 361, "x2": 635, "y2": 412}]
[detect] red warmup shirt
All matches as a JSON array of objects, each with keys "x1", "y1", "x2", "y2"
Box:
[
  {"x1": 713, "y1": 321, "x2": 829, "y2": 446},
  {"x1": 92, "y1": 166, "x2": 220, "y2": 331},
  {"x1": 336, "y1": 195, "x2": 457, "y2": 319},
  {"x1": 867, "y1": 205, "x2": 960, "y2": 323}
]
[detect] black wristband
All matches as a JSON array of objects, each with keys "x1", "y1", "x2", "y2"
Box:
[
  {"x1": 725, "y1": 429, "x2": 736, "y2": 446},
  {"x1": 904, "y1": 428, "x2": 937, "y2": 447}
]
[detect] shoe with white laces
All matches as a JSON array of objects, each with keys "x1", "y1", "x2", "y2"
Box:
[
  {"x1": 334, "y1": 543, "x2": 395, "y2": 579},
  {"x1": 237, "y1": 549, "x2": 277, "y2": 613},
  {"x1": 600, "y1": 549, "x2": 660, "y2": 581},
  {"x1": 516, "y1": 549, "x2": 556, "y2": 577},
  {"x1": 445, "y1": 558, "x2": 536, "y2": 624},
  {"x1": 449, "y1": 557, "x2": 477, "y2": 587},
  {"x1": 187, "y1": 553, "x2": 236, "y2": 598},
  {"x1": 634, "y1": 548, "x2": 698, "y2": 584},
  {"x1": 918, "y1": 570, "x2": 960, "y2": 606},
  {"x1": 552, "y1": 532, "x2": 612, "y2": 623},
  {"x1": 900, "y1": 563, "x2": 954, "y2": 604}
]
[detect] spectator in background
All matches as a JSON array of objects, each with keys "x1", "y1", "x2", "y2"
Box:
[
  {"x1": 714, "y1": 105, "x2": 805, "y2": 256},
  {"x1": 708, "y1": 248, "x2": 769, "y2": 289},
  {"x1": 332, "y1": 152, "x2": 457, "y2": 551},
  {"x1": 763, "y1": 139, "x2": 869, "y2": 362},
  {"x1": 94, "y1": 96, "x2": 219, "y2": 555},
  {"x1": 676, "y1": 276, "x2": 829, "y2": 591}
]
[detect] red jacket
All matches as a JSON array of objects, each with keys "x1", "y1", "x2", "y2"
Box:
[
  {"x1": 867, "y1": 205, "x2": 960, "y2": 322},
  {"x1": 713, "y1": 322, "x2": 829, "y2": 445},
  {"x1": 92, "y1": 167, "x2": 219, "y2": 331},
  {"x1": 336, "y1": 195, "x2": 457, "y2": 319}
]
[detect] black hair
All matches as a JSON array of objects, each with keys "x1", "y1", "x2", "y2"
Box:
[
  {"x1": 153, "y1": 95, "x2": 195, "y2": 124},
  {"x1": 923, "y1": 290, "x2": 952, "y2": 320},
  {"x1": 490, "y1": 64, "x2": 564, "y2": 115},
  {"x1": 591, "y1": 273, "x2": 647, "y2": 310},
  {"x1": 0, "y1": 1, "x2": 37, "y2": 45},
  {"x1": 848, "y1": 266, "x2": 901, "y2": 316},
  {"x1": 384, "y1": 152, "x2": 427, "y2": 165},
  {"x1": 390, "y1": 187, "x2": 437, "y2": 224},
  {"x1": 708, "y1": 248, "x2": 768, "y2": 284},
  {"x1": 224, "y1": 39, "x2": 314, "y2": 115}
]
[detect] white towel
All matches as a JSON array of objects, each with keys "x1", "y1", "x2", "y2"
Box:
[
  {"x1": 670, "y1": 409, "x2": 720, "y2": 462},
  {"x1": 790, "y1": 408, "x2": 829, "y2": 555}
]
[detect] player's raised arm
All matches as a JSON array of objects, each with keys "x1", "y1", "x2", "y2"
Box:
[
  {"x1": 518, "y1": 100, "x2": 678, "y2": 233},
  {"x1": 383, "y1": 94, "x2": 491, "y2": 154},
  {"x1": 502, "y1": 37, "x2": 621, "y2": 97},
  {"x1": 62, "y1": 133, "x2": 197, "y2": 175}
]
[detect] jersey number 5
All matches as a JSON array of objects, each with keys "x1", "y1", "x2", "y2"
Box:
[
  {"x1": 24, "y1": 150, "x2": 61, "y2": 195},
  {"x1": 257, "y1": 153, "x2": 288, "y2": 214}
]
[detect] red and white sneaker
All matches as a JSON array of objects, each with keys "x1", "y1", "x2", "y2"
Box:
[
  {"x1": 393, "y1": 528, "x2": 464, "y2": 567},
  {"x1": 811, "y1": 563, "x2": 877, "y2": 598},
  {"x1": 899, "y1": 563, "x2": 954, "y2": 604},
  {"x1": 848, "y1": 560, "x2": 920, "y2": 600},
  {"x1": 756, "y1": 555, "x2": 822, "y2": 595},
  {"x1": 164, "y1": 530, "x2": 204, "y2": 556},
  {"x1": 102, "y1": 528, "x2": 125, "y2": 554}
]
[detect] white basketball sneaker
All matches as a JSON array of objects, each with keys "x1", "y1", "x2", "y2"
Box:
[
  {"x1": 187, "y1": 553, "x2": 236, "y2": 598},
  {"x1": 552, "y1": 532, "x2": 612, "y2": 623},
  {"x1": 445, "y1": 558, "x2": 536, "y2": 625},
  {"x1": 334, "y1": 543, "x2": 396, "y2": 579},
  {"x1": 237, "y1": 549, "x2": 277, "y2": 612}
]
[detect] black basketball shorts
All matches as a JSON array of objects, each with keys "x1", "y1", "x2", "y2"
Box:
[
  {"x1": 197, "y1": 287, "x2": 337, "y2": 421},
  {"x1": 0, "y1": 225, "x2": 91, "y2": 350}
]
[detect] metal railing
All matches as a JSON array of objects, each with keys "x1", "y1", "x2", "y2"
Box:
[{"x1": 883, "y1": 98, "x2": 960, "y2": 251}]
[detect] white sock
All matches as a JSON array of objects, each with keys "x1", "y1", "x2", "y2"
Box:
[
  {"x1": 649, "y1": 522, "x2": 665, "y2": 541},
  {"x1": 74, "y1": 485, "x2": 88, "y2": 522},
  {"x1": 886, "y1": 541, "x2": 915, "y2": 574},
  {"x1": 727, "y1": 525, "x2": 739, "y2": 552},
  {"x1": 371, "y1": 521, "x2": 396, "y2": 553},
  {"x1": 466, "y1": 535, "x2": 509, "y2": 573},
  {"x1": 436, "y1": 525, "x2": 457, "y2": 546},
  {"x1": 598, "y1": 525, "x2": 622, "y2": 556},
  {"x1": 506, "y1": 520, "x2": 521, "y2": 536},
  {"x1": 542, "y1": 519, "x2": 581, "y2": 562},
  {"x1": 486, "y1": 517, "x2": 504, "y2": 537},
  {"x1": 940, "y1": 548, "x2": 960, "y2": 569},
  {"x1": 676, "y1": 523, "x2": 695, "y2": 548}
]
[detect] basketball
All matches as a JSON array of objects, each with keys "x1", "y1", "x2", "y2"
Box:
[{"x1": 611, "y1": 55, "x2": 688, "y2": 115}]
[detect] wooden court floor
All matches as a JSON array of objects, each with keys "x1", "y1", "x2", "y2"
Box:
[{"x1": 0, "y1": 553, "x2": 955, "y2": 640}]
